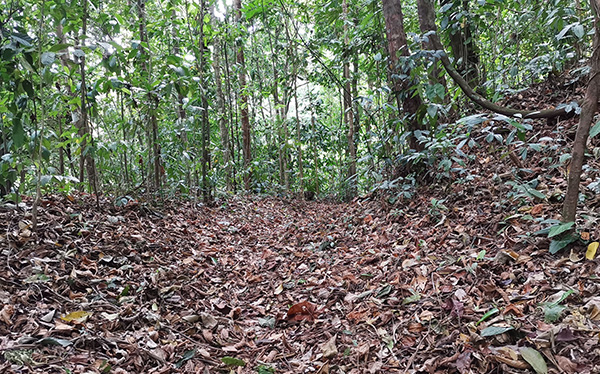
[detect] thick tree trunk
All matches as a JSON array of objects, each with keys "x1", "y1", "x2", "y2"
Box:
[
  {"x1": 235, "y1": 0, "x2": 252, "y2": 191},
  {"x1": 562, "y1": 0, "x2": 600, "y2": 222},
  {"x1": 381, "y1": 0, "x2": 424, "y2": 152}
]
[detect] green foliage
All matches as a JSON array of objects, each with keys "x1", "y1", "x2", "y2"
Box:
[{"x1": 0, "y1": 0, "x2": 595, "y2": 201}]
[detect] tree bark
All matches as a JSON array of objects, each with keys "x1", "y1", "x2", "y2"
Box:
[
  {"x1": 562, "y1": 0, "x2": 600, "y2": 222},
  {"x1": 343, "y1": 0, "x2": 357, "y2": 198},
  {"x1": 137, "y1": 0, "x2": 161, "y2": 192},
  {"x1": 79, "y1": 0, "x2": 100, "y2": 201},
  {"x1": 212, "y1": 12, "x2": 232, "y2": 192},
  {"x1": 382, "y1": 0, "x2": 424, "y2": 152},
  {"x1": 235, "y1": 0, "x2": 252, "y2": 191}
]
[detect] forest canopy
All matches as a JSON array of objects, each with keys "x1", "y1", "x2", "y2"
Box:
[{"x1": 0, "y1": 0, "x2": 596, "y2": 210}]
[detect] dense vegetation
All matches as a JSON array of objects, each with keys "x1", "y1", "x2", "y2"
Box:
[{"x1": 0, "y1": 0, "x2": 597, "y2": 212}]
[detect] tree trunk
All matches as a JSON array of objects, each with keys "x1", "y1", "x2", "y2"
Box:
[
  {"x1": 442, "y1": 0, "x2": 480, "y2": 88},
  {"x1": 235, "y1": 0, "x2": 252, "y2": 191},
  {"x1": 417, "y1": 0, "x2": 448, "y2": 104},
  {"x1": 381, "y1": 0, "x2": 424, "y2": 152},
  {"x1": 222, "y1": 17, "x2": 238, "y2": 191},
  {"x1": 417, "y1": 0, "x2": 574, "y2": 121},
  {"x1": 198, "y1": 0, "x2": 211, "y2": 203},
  {"x1": 79, "y1": 0, "x2": 100, "y2": 200},
  {"x1": 343, "y1": 0, "x2": 357, "y2": 198},
  {"x1": 137, "y1": 0, "x2": 161, "y2": 192},
  {"x1": 294, "y1": 71, "x2": 304, "y2": 197},
  {"x1": 212, "y1": 12, "x2": 232, "y2": 192},
  {"x1": 562, "y1": 0, "x2": 600, "y2": 222}
]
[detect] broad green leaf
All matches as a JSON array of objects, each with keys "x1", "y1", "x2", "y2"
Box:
[
  {"x1": 49, "y1": 43, "x2": 72, "y2": 52},
  {"x1": 40, "y1": 175, "x2": 52, "y2": 186},
  {"x1": 520, "y1": 347, "x2": 548, "y2": 374},
  {"x1": 41, "y1": 52, "x2": 55, "y2": 65},
  {"x1": 544, "y1": 304, "x2": 566, "y2": 322},
  {"x1": 586, "y1": 242, "x2": 599, "y2": 260},
  {"x1": 548, "y1": 222, "x2": 575, "y2": 238},
  {"x1": 572, "y1": 24, "x2": 584, "y2": 39},
  {"x1": 11, "y1": 33, "x2": 33, "y2": 47},
  {"x1": 13, "y1": 119, "x2": 25, "y2": 148},
  {"x1": 426, "y1": 105, "x2": 437, "y2": 118},
  {"x1": 549, "y1": 236, "x2": 576, "y2": 254},
  {"x1": 480, "y1": 325, "x2": 514, "y2": 337},
  {"x1": 590, "y1": 121, "x2": 600, "y2": 138},
  {"x1": 221, "y1": 356, "x2": 245, "y2": 367}
]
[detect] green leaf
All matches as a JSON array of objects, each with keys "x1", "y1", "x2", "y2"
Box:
[
  {"x1": 520, "y1": 347, "x2": 548, "y2": 374},
  {"x1": 11, "y1": 33, "x2": 33, "y2": 47},
  {"x1": 13, "y1": 119, "x2": 25, "y2": 148},
  {"x1": 257, "y1": 365, "x2": 276, "y2": 374},
  {"x1": 572, "y1": 24, "x2": 584, "y2": 39},
  {"x1": 549, "y1": 237, "x2": 576, "y2": 254},
  {"x1": 590, "y1": 121, "x2": 600, "y2": 138},
  {"x1": 40, "y1": 175, "x2": 52, "y2": 186},
  {"x1": 548, "y1": 222, "x2": 575, "y2": 238},
  {"x1": 49, "y1": 43, "x2": 72, "y2": 52},
  {"x1": 174, "y1": 349, "x2": 196, "y2": 368},
  {"x1": 221, "y1": 356, "x2": 246, "y2": 367},
  {"x1": 480, "y1": 325, "x2": 514, "y2": 337},
  {"x1": 402, "y1": 291, "x2": 421, "y2": 305},
  {"x1": 36, "y1": 337, "x2": 72, "y2": 347},
  {"x1": 477, "y1": 308, "x2": 499, "y2": 325},
  {"x1": 426, "y1": 105, "x2": 437, "y2": 118},
  {"x1": 41, "y1": 52, "x2": 56, "y2": 65},
  {"x1": 544, "y1": 304, "x2": 566, "y2": 322}
]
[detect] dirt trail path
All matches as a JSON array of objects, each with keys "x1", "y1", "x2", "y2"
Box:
[{"x1": 0, "y1": 195, "x2": 598, "y2": 373}]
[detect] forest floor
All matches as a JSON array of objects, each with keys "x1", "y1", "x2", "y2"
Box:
[{"x1": 2, "y1": 81, "x2": 600, "y2": 374}]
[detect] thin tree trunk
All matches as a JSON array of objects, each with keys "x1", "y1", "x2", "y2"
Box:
[
  {"x1": 294, "y1": 72, "x2": 304, "y2": 197},
  {"x1": 200, "y1": 0, "x2": 211, "y2": 203},
  {"x1": 235, "y1": 0, "x2": 252, "y2": 191},
  {"x1": 562, "y1": 0, "x2": 600, "y2": 222},
  {"x1": 212, "y1": 13, "x2": 232, "y2": 192},
  {"x1": 137, "y1": 0, "x2": 161, "y2": 192},
  {"x1": 343, "y1": 0, "x2": 356, "y2": 199},
  {"x1": 79, "y1": 0, "x2": 100, "y2": 203},
  {"x1": 417, "y1": 0, "x2": 448, "y2": 104},
  {"x1": 222, "y1": 20, "x2": 238, "y2": 192}
]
